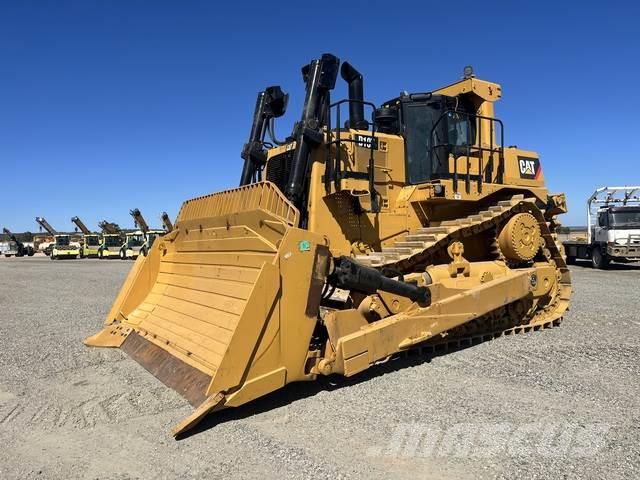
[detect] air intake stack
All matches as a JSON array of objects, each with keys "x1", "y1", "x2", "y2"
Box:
[{"x1": 340, "y1": 61, "x2": 367, "y2": 130}]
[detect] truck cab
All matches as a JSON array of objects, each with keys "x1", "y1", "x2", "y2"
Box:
[
  {"x1": 121, "y1": 231, "x2": 145, "y2": 259},
  {"x1": 81, "y1": 234, "x2": 102, "y2": 258},
  {"x1": 593, "y1": 206, "x2": 640, "y2": 259},
  {"x1": 98, "y1": 234, "x2": 123, "y2": 259},
  {"x1": 564, "y1": 186, "x2": 640, "y2": 268},
  {"x1": 140, "y1": 229, "x2": 165, "y2": 256},
  {"x1": 51, "y1": 234, "x2": 81, "y2": 260},
  {"x1": 4, "y1": 241, "x2": 19, "y2": 257}
]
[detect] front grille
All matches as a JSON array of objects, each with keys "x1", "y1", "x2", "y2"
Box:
[{"x1": 266, "y1": 151, "x2": 294, "y2": 194}]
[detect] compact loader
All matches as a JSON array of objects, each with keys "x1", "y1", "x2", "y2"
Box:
[{"x1": 85, "y1": 55, "x2": 572, "y2": 436}]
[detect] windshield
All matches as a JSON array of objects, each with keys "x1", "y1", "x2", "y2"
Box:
[
  {"x1": 127, "y1": 234, "x2": 144, "y2": 247},
  {"x1": 56, "y1": 236, "x2": 70, "y2": 246},
  {"x1": 402, "y1": 97, "x2": 477, "y2": 185},
  {"x1": 446, "y1": 111, "x2": 475, "y2": 148},
  {"x1": 104, "y1": 235, "x2": 121, "y2": 247},
  {"x1": 147, "y1": 233, "x2": 158, "y2": 246},
  {"x1": 610, "y1": 209, "x2": 640, "y2": 227},
  {"x1": 85, "y1": 235, "x2": 100, "y2": 246}
]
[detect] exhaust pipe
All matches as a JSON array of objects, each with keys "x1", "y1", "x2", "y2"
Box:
[{"x1": 340, "y1": 61, "x2": 367, "y2": 130}]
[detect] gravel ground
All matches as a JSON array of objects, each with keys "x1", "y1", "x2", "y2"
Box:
[{"x1": 0, "y1": 256, "x2": 639, "y2": 479}]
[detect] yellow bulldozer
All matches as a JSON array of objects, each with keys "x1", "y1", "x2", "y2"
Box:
[{"x1": 85, "y1": 55, "x2": 572, "y2": 436}]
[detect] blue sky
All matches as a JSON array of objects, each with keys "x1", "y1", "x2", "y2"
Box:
[{"x1": 1, "y1": 0, "x2": 638, "y2": 231}]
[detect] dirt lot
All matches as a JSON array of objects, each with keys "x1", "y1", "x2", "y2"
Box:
[{"x1": 0, "y1": 256, "x2": 639, "y2": 479}]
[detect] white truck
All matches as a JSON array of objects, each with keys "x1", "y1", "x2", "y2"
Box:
[{"x1": 563, "y1": 186, "x2": 640, "y2": 268}]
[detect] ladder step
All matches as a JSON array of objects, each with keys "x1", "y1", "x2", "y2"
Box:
[
  {"x1": 394, "y1": 241, "x2": 428, "y2": 248},
  {"x1": 375, "y1": 252, "x2": 400, "y2": 260},
  {"x1": 382, "y1": 247, "x2": 412, "y2": 254},
  {"x1": 417, "y1": 226, "x2": 450, "y2": 234},
  {"x1": 405, "y1": 233, "x2": 437, "y2": 242}
]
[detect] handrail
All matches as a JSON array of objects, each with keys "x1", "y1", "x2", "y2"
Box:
[
  {"x1": 326, "y1": 98, "x2": 380, "y2": 212},
  {"x1": 428, "y1": 109, "x2": 504, "y2": 193}
]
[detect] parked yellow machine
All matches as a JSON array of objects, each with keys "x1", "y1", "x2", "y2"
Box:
[
  {"x1": 85, "y1": 55, "x2": 571, "y2": 436},
  {"x1": 120, "y1": 231, "x2": 145, "y2": 260},
  {"x1": 36, "y1": 217, "x2": 80, "y2": 260},
  {"x1": 97, "y1": 221, "x2": 123, "y2": 259},
  {"x1": 71, "y1": 216, "x2": 101, "y2": 258},
  {"x1": 124, "y1": 208, "x2": 166, "y2": 259}
]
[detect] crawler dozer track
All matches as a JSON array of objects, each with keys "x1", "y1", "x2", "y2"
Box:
[{"x1": 356, "y1": 194, "x2": 571, "y2": 344}]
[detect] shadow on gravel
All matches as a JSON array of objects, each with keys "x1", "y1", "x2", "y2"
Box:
[
  {"x1": 179, "y1": 344, "x2": 475, "y2": 439},
  {"x1": 570, "y1": 261, "x2": 640, "y2": 271}
]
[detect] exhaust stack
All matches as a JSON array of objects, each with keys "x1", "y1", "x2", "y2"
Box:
[{"x1": 340, "y1": 61, "x2": 367, "y2": 130}]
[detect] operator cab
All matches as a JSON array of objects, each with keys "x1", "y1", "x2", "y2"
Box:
[
  {"x1": 145, "y1": 230, "x2": 165, "y2": 248},
  {"x1": 378, "y1": 93, "x2": 480, "y2": 184},
  {"x1": 85, "y1": 234, "x2": 101, "y2": 246},
  {"x1": 55, "y1": 235, "x2": 70, "y2": 246},
  {"x1": 126, "y1": 233, "x2": 144, "y2": 247},
  {"x1": 103, "y1": 235, "x2": 121, "y2": 247}
]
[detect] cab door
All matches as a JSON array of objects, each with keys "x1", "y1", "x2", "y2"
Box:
[{"x1": 594, "y1": 211, "x2": 609, "y2": 243}]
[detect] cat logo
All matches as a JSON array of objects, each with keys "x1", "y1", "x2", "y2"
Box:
[{"x1": 518, "y1": 156, "x2": 541, "y2": 180}]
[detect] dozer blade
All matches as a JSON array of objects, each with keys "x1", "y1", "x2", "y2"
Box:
[{"x1": 85, "y1": 182, "x2": 330, "y2": 436}]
